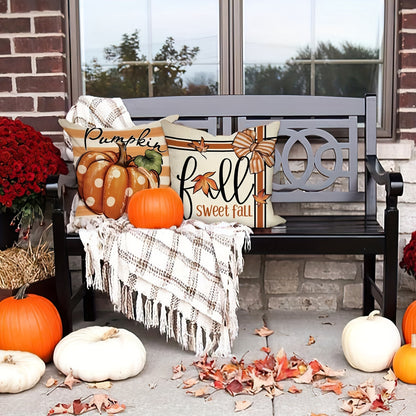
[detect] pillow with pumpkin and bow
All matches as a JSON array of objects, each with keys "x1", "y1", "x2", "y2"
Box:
[
  {"x1": 60, "y1": 115, "x2": 178, "y2": 229},
  {"x1": 161, "y1": 119, "x2": 285, "y2": 228}
]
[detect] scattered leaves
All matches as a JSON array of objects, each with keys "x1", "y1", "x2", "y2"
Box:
[
  {"x1": 340, "y1": 373, "x2": 398, "y2": 415},
  {"x1": 192, "y1": 172, "x2": 218, "y2": 195},
  {"x1": 235, "y1": 400, "x2": 253, "y2": 412},
  {"x1": 254, "y1": 326, "x2": 274, "y2": 337},
  {"x1": 47, "y1": 394, "x2": 125, "y2": 415}
]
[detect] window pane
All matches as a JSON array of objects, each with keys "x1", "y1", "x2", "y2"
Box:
[
  {"x1": 243, "y1": 0, "x2": 384, "y2": 101},
  {"x1": 244, "y1": 0, "x2": 311, "y2": 66},
  {"x1": 315, "y1": 0, "x2": 384, "y2": 59},
  {"x1": 79, "y1": 0, "x2": 219, "y2": 97},
  {"x1": 315, "y1": 64, "x2": 380, "y2": 97}
]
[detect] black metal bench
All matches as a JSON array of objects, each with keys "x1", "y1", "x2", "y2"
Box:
[{"x1": 48, "y1": 94, "x2": 403, "y2": 335}]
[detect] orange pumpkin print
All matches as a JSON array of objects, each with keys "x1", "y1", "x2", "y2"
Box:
[{"x1": 76, "y1": 143, "x2": 158, "y2": 219}]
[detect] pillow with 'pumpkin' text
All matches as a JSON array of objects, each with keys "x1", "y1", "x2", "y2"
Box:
[
  {"x1": 161, "y1": 120, "x2": 286, "y2": 228},
  {"x1": 60, "y1": 115, "x2": 178, "y2": 230}
]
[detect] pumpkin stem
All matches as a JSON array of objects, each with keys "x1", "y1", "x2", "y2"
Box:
[
  {"x1": 368, "y1": 310, "x2": 381, "y2": 320},
  {"x1": 101, "y1": 327, "x2": 119, "y2": 341},
  {"x1": 115, "y1": 142, "x2": 129, "y2": 167},
  {"x1": 411, "y1": 334, "x2": 416, "y2": 348},
  {"x1": 14, "y1": 283, "x2": 30, "y2": 300},
  {"x1": 3, "y1": 355, "x2": 15, "y2": 365}
]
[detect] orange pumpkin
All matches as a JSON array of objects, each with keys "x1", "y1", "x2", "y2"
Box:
[
  {"x1": 0, "y1": 284, "x2": 62, "y2": 362},
  {"x1": 128, "y1": 187, "x2": 184, "y2": 229},
  {"x1": 76, "y1": 143, "x2": 158, "y2": 219},
  {"x1": 402, "y1": 300, "x2": 416, "y2": 344},
  {"x1": 393, "y1": 334, "x2": 416, "y2": 384}
]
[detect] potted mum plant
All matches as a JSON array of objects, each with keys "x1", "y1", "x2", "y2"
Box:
[
  {"x1": 400, "y1": 231, "x2": 416, "y2": 278},
  {"x1": 0, "y1": 117, "x2": 68, "y2": 245}
]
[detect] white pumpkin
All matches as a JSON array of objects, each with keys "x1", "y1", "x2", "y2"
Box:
[
  {"x1": 0, "y1": 350, "x2": 46, "y2": 393},
  {"x1": 342, "y1": 310, "x2": 401, "y2": 372},
  {"x1": 53, "y1": 326, "x2": 146, "y2": 382}
]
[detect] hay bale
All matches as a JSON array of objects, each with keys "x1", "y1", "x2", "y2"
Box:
[{"x1": 0, "y1": 243, "x2": 54, "y2": 289}]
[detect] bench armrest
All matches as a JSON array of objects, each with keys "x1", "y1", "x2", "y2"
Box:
[{"x1": 366, "y1": 155, "x2": 404, "y2": 199}]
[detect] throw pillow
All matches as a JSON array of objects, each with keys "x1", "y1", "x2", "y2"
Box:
[
  {"x1": 161, "y1": 119, "x2": 285, "y2": 228},
  {"x1": 60, "y1": 115, "x2": 178, "y2": 227}
]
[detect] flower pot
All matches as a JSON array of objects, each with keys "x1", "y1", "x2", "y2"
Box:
[{"x1": 0, "y1": 210, "x2": 19, "y2": 250}]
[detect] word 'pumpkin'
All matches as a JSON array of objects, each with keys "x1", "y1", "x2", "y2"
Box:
[
  {"x1": 0, "y1": 284, "x2": 62, "y2": 363},
  {"x1": 76, "y1": 142, "x2": 158, "y2": 219},
  {"x1": 402, "y1": 300, "x2": 416, "y2": 344},
  {"x1": 128, "y1": 187, "x2": 184, "y2": 229}
]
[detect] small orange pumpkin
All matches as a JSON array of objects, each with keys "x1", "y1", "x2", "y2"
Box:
[
  {"x1": 128, "y1": 187, "x2": 184, "y2": 229},
  {"x1": 0, "y1": 284, "x2": 62, "y2": 362},
  {"x1": 393, "y1": 334, "x2": 416, "y2": 384},
  {"x1": 76, "y1": 143, "x2": 158, "y2": 219},
  {"x1": 402, "y1": 300, "x2": 416, "y2": 344}
]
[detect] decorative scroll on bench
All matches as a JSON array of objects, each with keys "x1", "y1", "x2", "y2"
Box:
[{"x1": 47, "y1": 94, "x2": 403, "y2": 341}]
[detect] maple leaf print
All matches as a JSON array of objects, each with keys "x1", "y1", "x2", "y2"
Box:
[
  {"x1": 188, "y1": 137, "x2": 209, "y2": 158},
  {"x1": 253, "y1": 189, "x2": 271, "y2": 205},
  {"x1": 192, "y1": 172, "x2": 218, "y2": 195}
]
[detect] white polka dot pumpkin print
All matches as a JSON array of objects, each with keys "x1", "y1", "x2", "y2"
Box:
[{"x1": 75, "y1": 143, "x2": 159, "y2": 219}]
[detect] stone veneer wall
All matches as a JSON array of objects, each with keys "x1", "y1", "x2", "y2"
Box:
[{"x1": 0, "y1": 0, "x2": 415, "y2": 312}]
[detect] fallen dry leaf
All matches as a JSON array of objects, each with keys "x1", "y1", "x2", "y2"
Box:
[
  {"x1": 264, "y1": 385, "x2": 284, "y2": 398},
  {"x1": 87, "y1": 381, "x2": 113, "y2": 389},
  {"x1": 45, "y1": 377, "x2": 58, "y2": 388},
  {"x1": 254, "y1": 326, "x2": 274, "y2": 337},
  {"x1": 234, "y1": 400, "x2": 253, "y2": 412},
  {"x1": 307, "y1": 335, "x2": 316, "y2": 345},
  {"x1": 316, "y1": 378, "x2": 344, "y2": 395},
  {"x1": 182, "y1": 378, "x2": 199, "y2": 389},
  {"x1": 186, "y1": 385, "x2": 211, "y2": 398},
  {"x1": 288, "y1": 385, "x2": 302, "y2": 394},
  {"x1": 172, "y1": 362, "x2": 186, "y2": 380},
  {"x1": 64, "y1": 371, "x2": 82, "y2": 390}
]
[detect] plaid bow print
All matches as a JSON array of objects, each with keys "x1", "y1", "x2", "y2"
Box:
[{"x1": 232, "y1": 129, "x2": 276, "y2": 174}]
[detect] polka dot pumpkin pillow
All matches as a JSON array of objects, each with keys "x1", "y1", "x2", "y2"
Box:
[{"x1": 59, "y1": 116, "x2": 177, "y2": 227}]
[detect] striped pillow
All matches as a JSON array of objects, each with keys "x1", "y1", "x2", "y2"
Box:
[
  {"x1": 60, "y1": 115, "x2": 178, "y2": 228},
  {"x1": 161, "y1": 119, "x2": 285, "y2": 228}
]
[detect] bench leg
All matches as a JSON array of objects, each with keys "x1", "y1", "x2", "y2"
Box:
[
  {"x1": 52, "y1": 209, "x2": 74, "y2": 335},
  {"x1": 363, "y1": 254, "x2": 376, "y2": 315},
  {"x1": 382, "y1": 207, "x2": 399, "y2": 323}
]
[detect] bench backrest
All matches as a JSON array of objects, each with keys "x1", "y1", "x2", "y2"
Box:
[{"x1": 123, "y1": 95, "x2": 377, "y2": 215}]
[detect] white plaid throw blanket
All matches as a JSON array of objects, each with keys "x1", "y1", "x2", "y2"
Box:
[{"x1": 79, "y1": 217, "x2": 252, "y2": 357}]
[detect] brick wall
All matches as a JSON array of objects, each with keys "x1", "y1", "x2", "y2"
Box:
[
  {"x1": 398, "y1": 0, "x2": 416, "y2": 143},
  {"x1": 0, "y1": 0, "x2": 67, "y2": 143}
]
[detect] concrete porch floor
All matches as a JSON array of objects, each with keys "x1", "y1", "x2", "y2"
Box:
[{"x1": 1, "y1": 307, "x2": 415, "y2": 416}]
